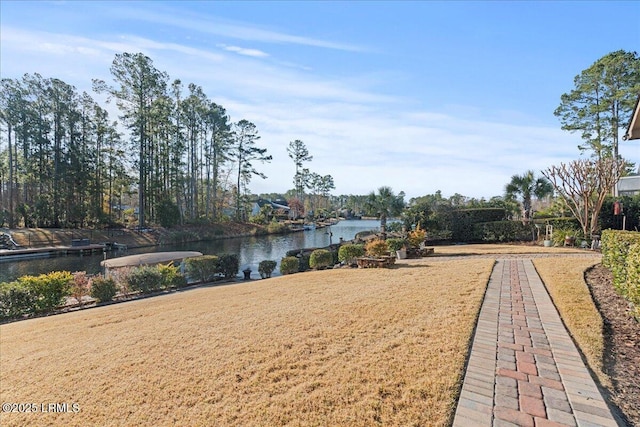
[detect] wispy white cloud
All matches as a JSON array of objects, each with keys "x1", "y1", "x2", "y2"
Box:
[
  {"x1": 218, "y1": 44, "x2": 269, "y2": 58},
  {"x1": 112, "y1": 6, "x2": 368, "y2": 52}
]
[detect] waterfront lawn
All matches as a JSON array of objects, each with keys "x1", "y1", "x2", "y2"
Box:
[{"x1": 0, "y1": 258, "x2": 493, "y2": 427}]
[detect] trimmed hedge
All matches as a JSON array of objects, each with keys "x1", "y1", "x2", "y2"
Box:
[
  {"x1": 309, "y1": 249, "x2": 333, "y2": 269},
  {"x1": 0, "y1": 271, "x2": 73, "y2": 320},
  {"x1": 538, "y1": 217, "x2": 582, "y2": 230},
  {"x1": 626, "y1": 244, "x2": 640, "y2": 319},
  {"x1": 157, "y1": 263, "x2": 187, "y2": 289},
  {"x1": 599, "y1": 195, "x2": 640, "y2": 231},
  {"x1": 473, "y1": 221, "x2": 535, "y2": 243},
  {"x1": 338, "y1": 244, "x2": 365, "y2": 264},
  {"x1": 450, "y1": 208, "x2": 508, "y2": 241},
  {"x1": 127, "y1": 266, "x2": 164, "y2": 294},
  {"x1": 17, "y1": 271, "x2": 73, "y2": 313},
  {"x1": 90, "y1": 277, "x2": 118, "y2": 302},
  {"x1": 184, "y1": 254, "x2": 239, "y2": 281},
  {"x1": 185, "y1": 255, "x2": 220, "y2": 282},
  {"x1": 280, "y1": 256, "x2": 299, "y2": 275},
  {"x1": 217, "y1": 254, "x2": 240, "y2": 279},
  {"x1": 601, "y1": 230, "x2": 640, "y2": 319},
  {"x1": 0, "y1": 282, "x2": 37, "y2": 320}
]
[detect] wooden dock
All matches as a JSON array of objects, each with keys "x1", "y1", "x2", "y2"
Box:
[{"x1": 0, "y1": 244, "x2": 107, "y2": 262}]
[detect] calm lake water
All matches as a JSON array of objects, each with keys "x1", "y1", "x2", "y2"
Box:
[{"x1": 0, "y1": 220, "x2": 382, "y2": 283}]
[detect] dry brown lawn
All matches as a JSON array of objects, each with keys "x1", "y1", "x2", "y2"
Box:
[
  {"x1": 432, "y1": 243, "x2": 587, "y2": 256},
  {"x1": 1, "y1": 258, "x2": 493, "y2": 427},
  {"x1": 532, "y1": 257, "x2": 607, "y2": 386}
]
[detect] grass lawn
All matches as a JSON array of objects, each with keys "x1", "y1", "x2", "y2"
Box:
[
  {"x1": 532, "y1": 257, "x2": 606, "y2": 386},
  {"x1": 1, "y1": 258, "x2": 494, "y2": 427}
]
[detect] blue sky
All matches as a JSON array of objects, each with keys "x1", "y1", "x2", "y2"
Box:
[{"x1": 1, "y1": 1, "x2": 639, "y2": 200}]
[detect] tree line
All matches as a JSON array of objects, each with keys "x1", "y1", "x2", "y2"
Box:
[
  {"x1": 0, "y1": 52, "x2": 274, "y2": 229},
  {"x1": 1, "y1": 50, "x2": 638, "y2": 232}
]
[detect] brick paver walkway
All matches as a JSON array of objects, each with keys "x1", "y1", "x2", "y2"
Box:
[{"x1": 452, "y1": 258, "x2": 620, "y2": 427}]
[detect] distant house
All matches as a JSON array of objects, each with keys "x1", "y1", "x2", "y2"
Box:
[
  {"x1": 619, "y1": 95, "x2": 640, "y2": 196},
  {"x1": 251, "y1": 199, "x2": 291, "y2": 218},
  {"x1": 618, "y1": 175, "x2": 640, "y2": 196},
  {"x1": 625, "y1": 95, "x2": 640, "y2": 140}
]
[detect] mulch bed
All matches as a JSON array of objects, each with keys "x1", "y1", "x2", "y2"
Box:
[{"x1": 585, "y1": 264, "x2": 640, "y2": 427}]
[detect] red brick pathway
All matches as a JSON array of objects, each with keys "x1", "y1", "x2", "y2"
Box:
[{"x1": 452, "y1": 259, "x2": 620, "y2": 427}]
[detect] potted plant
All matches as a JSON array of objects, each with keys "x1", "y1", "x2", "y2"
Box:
[{"x1": 386, "y1": 238, "x2": 408, "y2": 259}]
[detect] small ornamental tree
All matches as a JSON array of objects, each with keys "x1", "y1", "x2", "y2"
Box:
[
  {"x1": 71, "y1": 271, "x2": 91, "y2": 306},
  {"x1": 543, "y1": 158, "x2": 625, "y2": 237},
  {"x1": 407, "y1": 226, "x2": 427, "y2": 249}
]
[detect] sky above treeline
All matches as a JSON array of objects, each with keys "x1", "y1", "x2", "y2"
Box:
[{"x1": 1, "y1": 1, "x2": 639, "y2": 200}]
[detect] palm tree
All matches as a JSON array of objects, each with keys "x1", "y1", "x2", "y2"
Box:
[
  {"x1": 505, "y1": 170, "x2": 553, "y2": 223},
  {"x1": 365, "y1": 186, "x2": 406, "y2": 240}
]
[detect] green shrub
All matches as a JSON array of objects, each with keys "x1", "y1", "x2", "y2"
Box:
[
  {"x1": 385, "y1": 238, "x2": 407, "y2": 252},
  {"x1": 309, "y1": 249, "x2": 333, "y2": 269},
  {"x1": 90, "y1": 277, "x2": 118, "y2": 303},
  {"x1": 365, "y1": 239, "x2": 389, "y2": 256},
  {"x1": 338, "y1": 244, "x2": 365, "y2": 264},
  {"x1": 625, "y1": 243, "x2": 640, "y2": 320},
  {"x1": 450, "y1": 208, "x2": 508, "y2": 241},
  {"x1": 127, "y1": 266, "x2": 164, "y2": 294},
  {"x1": 539, "y1": 217, "x2": 582, "y2": 231},
  {"x1": 280, "y1": 256, "x2": 299, "y2": 275},
  {"x1": 267, "y1": 220, "x2": 288, "y2": 234},
  {"x1": 258, "y1": 260, "x2": 277, "y2": 279},
  {"x1": 550, "y1": 226, "x2": 584, "y2": 247},
  {"x1": 157, "y1": 263, "x2": 187, "y2": 288},
  {"x1": 599, "y1": 195, "x2": 640, "y2": 231},
  {"x1": 18, "y1": 271, "x2": 73, "y2": 313},
  {"x1": 601, "y1": 230, "x2": 640, "y2": 298},
  {"x1": 473, "y1": 221, "x2": 535, "y2": 243},
  {"x1": 0, "y1": 281, "x2": 37, "y2": 320},
  {"x1": 185, "y1": 255, "x2": 219, "y2": 282},
  {"x1": 217, "y1": 253, "x2": 239, "y2": 279}
]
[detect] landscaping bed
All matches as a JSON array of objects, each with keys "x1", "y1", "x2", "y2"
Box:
[{"x1": 586, "y1": 264, "x2": 640, "y2": 427}]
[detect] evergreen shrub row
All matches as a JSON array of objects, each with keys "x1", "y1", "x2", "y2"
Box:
[
  {"x1": 309, "y1": 249, "x2": 333, "y2": 269},
  {"x1": 0, "y1": 271, "x2": 73, "y2": 320},
  {"x1": 338, "y1": 244, "x2": 365, "y2": 264},
  {"x1": 473, "y1": 221, "x2": 535, "y2": 243},
  {"x1": 184, "y1": 254, "x2": 239, "y2": 282},
  {"x1": 450, "y1": 208, "x2": 508, "y2": 241},
  {"x1": 601, "y1": 230, "x2": 640, "y2": 319}
]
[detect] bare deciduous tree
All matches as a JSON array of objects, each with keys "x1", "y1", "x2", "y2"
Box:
[{"x1": 542, "y1": 158, "x2": 625, "y2": 237}]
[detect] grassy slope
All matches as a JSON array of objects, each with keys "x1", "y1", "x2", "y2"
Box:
[{"x1": 0, "y1": 259, "x2": 493, "y2": 427}]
